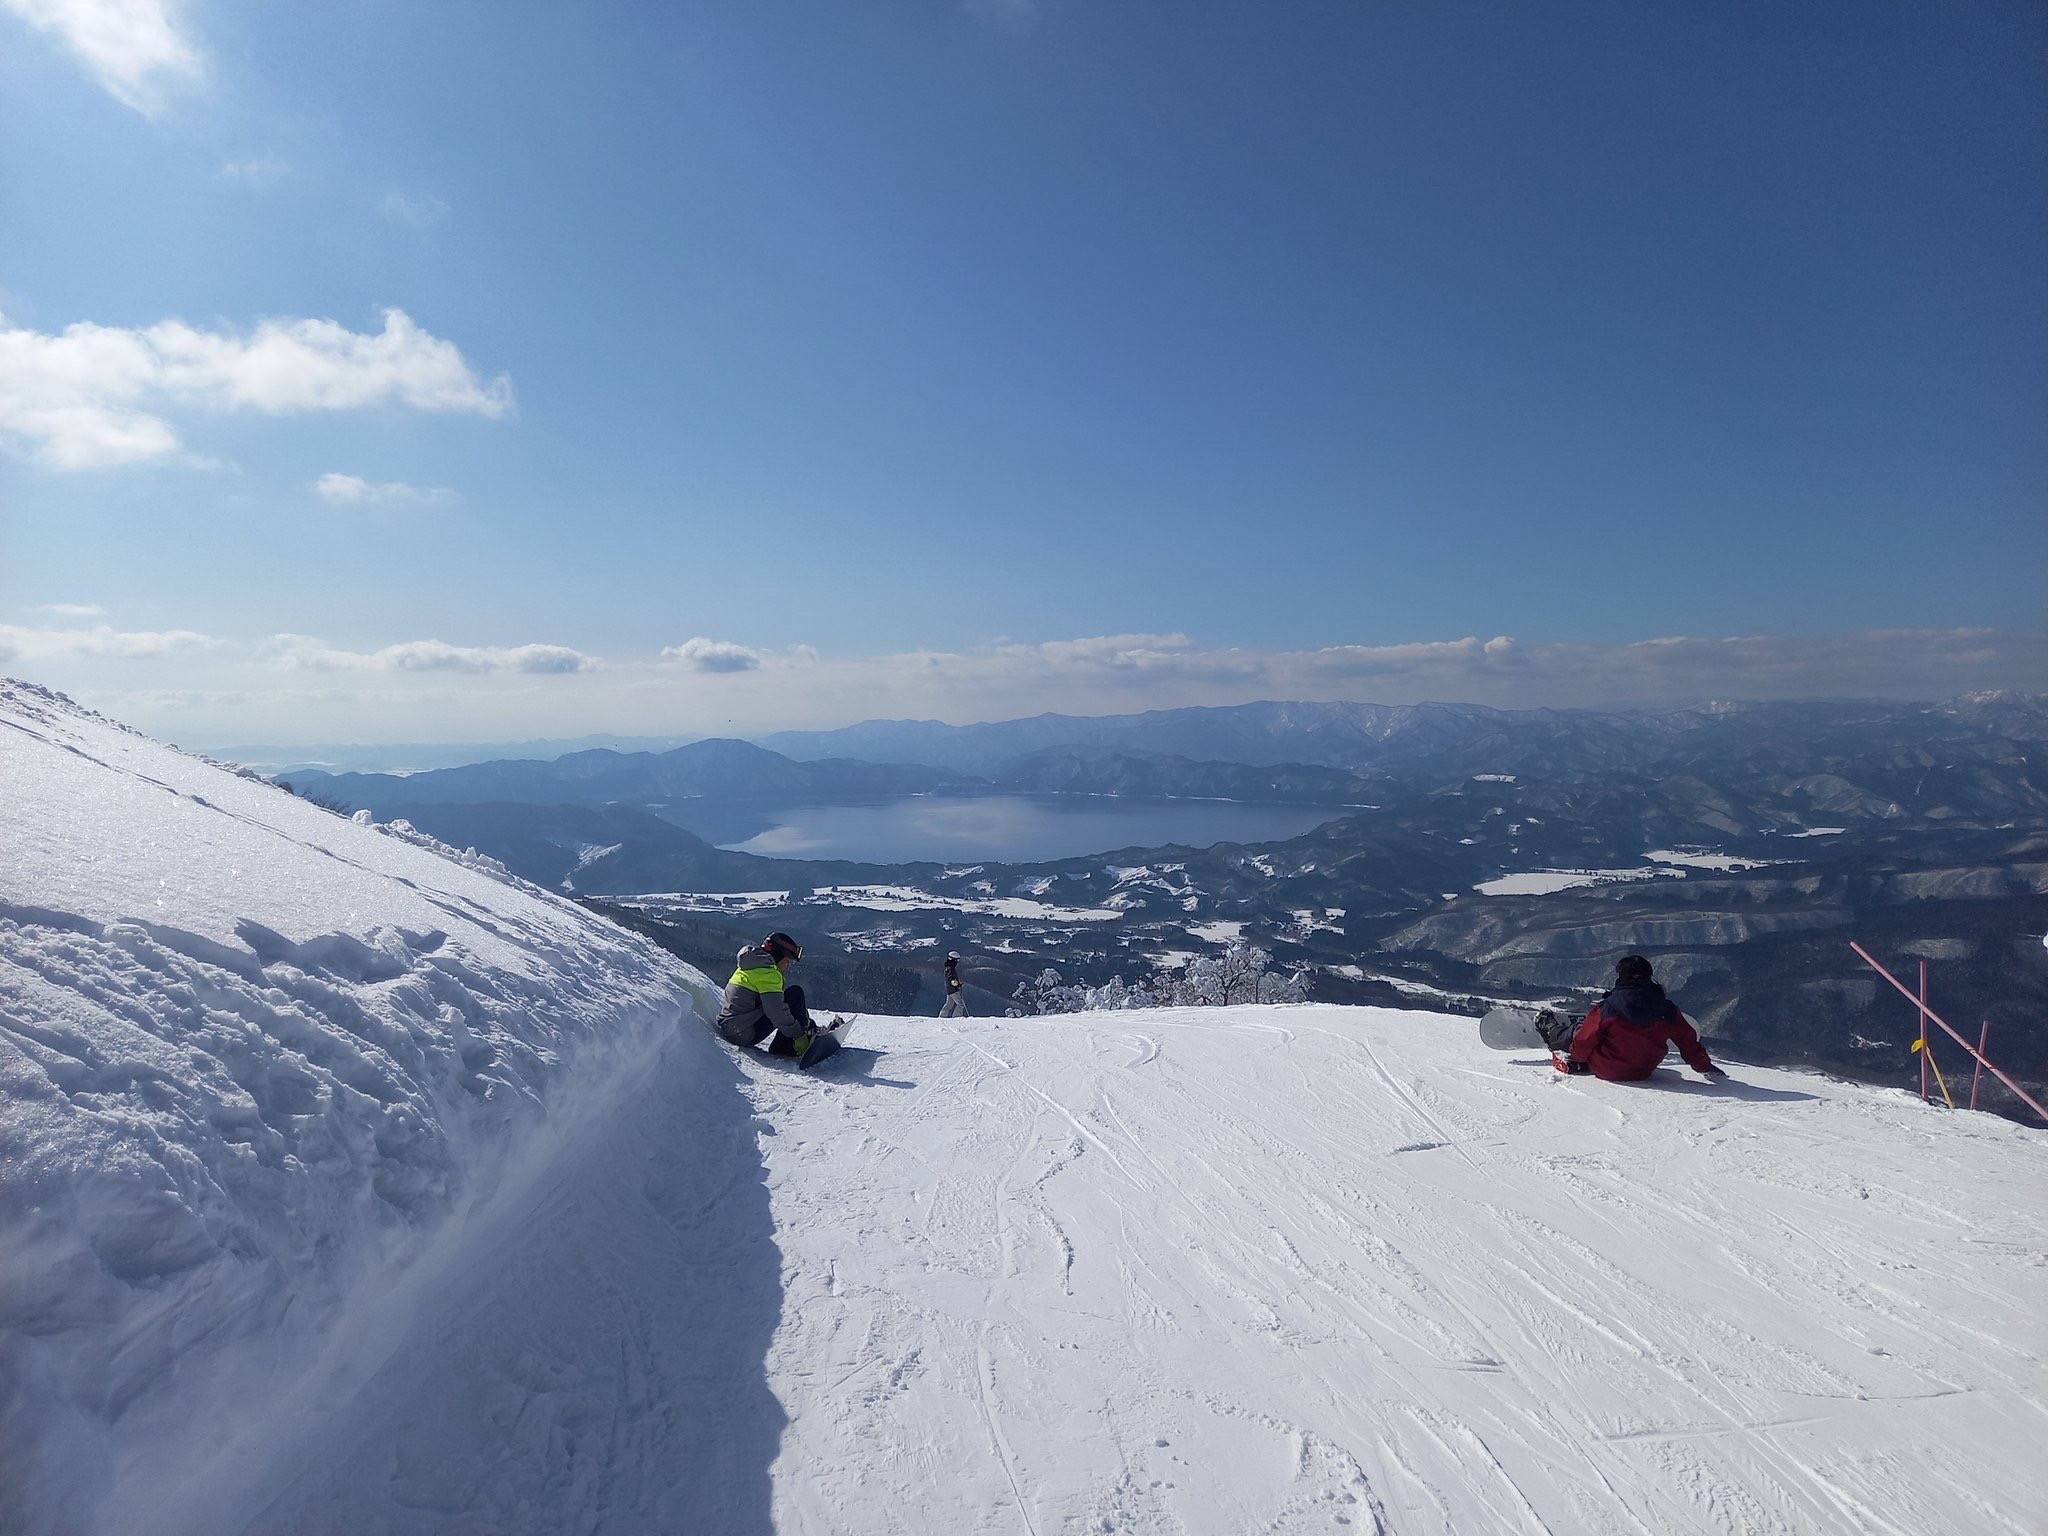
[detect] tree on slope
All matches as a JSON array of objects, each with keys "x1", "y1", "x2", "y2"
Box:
[
  {"x1": 1216, "y1": 941, "x2": 1275, "y2": 1005},
  {"x1": 1257, "y1": 967, "x2": 1312, "y2": 1004},
  {"x1": 1011, "y1": 967, "x2": 1088, "y2": 1015},
  {"x1": 1082, "y1": 975, "x2": 1161, "y2": 1010}
]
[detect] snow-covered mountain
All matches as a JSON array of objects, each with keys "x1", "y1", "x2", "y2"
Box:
[{"x1": 4, "y1": 681, "x2": 2044, "y2": 1535}]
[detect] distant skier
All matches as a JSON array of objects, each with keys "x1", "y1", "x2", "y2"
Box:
[
  {"x1": 939, "y1": 951, "x2": 967, "y2": 1018},
  {"x1": 718, "y1": 931, "x2": 830, "y2": 1058},
  {"x1": 1543, "y1": 955, "x2": 1726, "y2": 1081}
]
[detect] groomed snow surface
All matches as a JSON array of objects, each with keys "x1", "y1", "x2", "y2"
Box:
[{"x1": 4, "y1": 680, "x2": 2046, "y2": 1535}]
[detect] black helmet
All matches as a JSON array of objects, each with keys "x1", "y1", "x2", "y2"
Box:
[
  {"x1": 763, "y1": 932, "x2": 803, "y2": 963},
  {"x1": 1615, "y1": 954, "x2": 1653, "y2": 985}
]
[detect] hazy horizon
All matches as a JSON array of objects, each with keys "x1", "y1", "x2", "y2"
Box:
[{"x1": 163, "y1": 681, "x2": 2044, "y2": 775}]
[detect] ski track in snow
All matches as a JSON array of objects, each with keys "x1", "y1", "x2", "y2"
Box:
[
  {"x1": 748, "y1": 1013, "x2": 2046, "y2": 1536},
  {"x1": 5, "y1": 678, "x2": 2047, "y2": 1535}
]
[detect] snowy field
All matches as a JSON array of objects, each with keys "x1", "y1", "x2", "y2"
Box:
[
  {"x1": 1473, "y1": 869, "x2": 1665, "y2": 897},
  {"x1": 632, "y1": 883, "x2": 1126, "y2": 924},
  {"x1": 5, "y1": 681, "x2": 2046, "y2": 1535},
  {"x1": 1645, "y1": 850, "x2": 1789, "y2": 873},
  {"x1": 816, "y1": 883, "x2": 1125, "y2": 923}
]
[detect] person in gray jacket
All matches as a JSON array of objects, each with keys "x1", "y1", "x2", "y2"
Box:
[{"x1": 717, "y1": 931, "x2": 818, "y2": 1056}]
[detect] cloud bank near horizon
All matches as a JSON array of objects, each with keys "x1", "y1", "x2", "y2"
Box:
[
  {"x1": 0, "y1": 622, "x2": 220, "y2": 661},
  {"x1": 4, "y1": 623, "x2": 2040, "y2": 745}
]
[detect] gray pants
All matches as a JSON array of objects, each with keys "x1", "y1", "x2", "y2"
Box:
[{"x1": 939, "y1": 994, "x2": 967, "y2": 1019}]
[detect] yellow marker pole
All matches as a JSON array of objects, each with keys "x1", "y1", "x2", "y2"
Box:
[{"x1": 1911, "y1": 1039, "x2": 1955, "y2": 1110}]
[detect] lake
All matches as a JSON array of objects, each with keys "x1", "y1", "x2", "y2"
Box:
[{"x1": 648, "y1": 793, "x2": 1357, "y2": 865}]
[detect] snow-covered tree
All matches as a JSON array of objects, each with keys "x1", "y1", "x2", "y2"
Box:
[
  {"x1": 1164, "y1": 955, "x2": 1225, "y2": 1007},
  {"x1": 1151, "y1": 945, "x2": 1306, "y2": 1008},
  {"x1": 1013, "y1": 967, "x2": 1087, "y2": 1015},
  {"x1": 1084, "y1": 975, "x2": 1131, "y2": 1012},
  {"x1": 1215, "y1": 941, "x2": 1275, "y2": 1005},
  {"x1": 1044, "y1": 978, "x2": 1088, "y2": 1013},
  {"x1": 1257, "y1": 967, "x2": 1311, "y2": 1004}
]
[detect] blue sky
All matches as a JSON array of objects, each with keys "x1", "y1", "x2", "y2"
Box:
[{"x1": 2, "y1": 0, "x2": 2042, "y2": 745}]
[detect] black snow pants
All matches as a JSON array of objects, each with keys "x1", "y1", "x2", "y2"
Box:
[{"x1": 740, "y1": 984, "x2": 816, "y2": 1056}]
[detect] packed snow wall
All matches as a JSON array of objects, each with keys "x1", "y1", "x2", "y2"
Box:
[{"x1": 0, "y1": 682, "x2": 718, "y2": 1534}]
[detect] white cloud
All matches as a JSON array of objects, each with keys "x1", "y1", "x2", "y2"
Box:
[
  {"x1": 0, "y1": 308, "x2": 512, "y2": 469},
  {"x1": 314, "y1": 472, "x2": 457, "y2": 507},
  {"x1": 988, "y1": 633, "x2": 1197, "y2": 672},
  {"x1": 216, "y1": 155, "x2": 287, "y2": 188},
  {"x1": 1288, "y1": 635, "x2": 1527, "y2": 681},
  {"x1": 2, "y1": 0, "x2": 203, "y2": 113},
  {"x1": 28, "y1": 602, "x2": 108, "y2": 617},
  {"x1": 382, "y1": 191, "x2": 452, "y2": 229},
  {"x1": 269, "y1": 635, "x2": 597, "y2": 675},
  {"x1": 660, "y1": 637, "x2": 762, "y2": 673},
  {"x1": 0, "y1": 622, "x2": 217, "y2": 661}
]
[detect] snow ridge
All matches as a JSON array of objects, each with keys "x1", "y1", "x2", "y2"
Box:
[{"x1": 0, "y1": 681, "x2": 711, "y2": 1534}]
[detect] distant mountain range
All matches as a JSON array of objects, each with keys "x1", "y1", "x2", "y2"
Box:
[
  {"x1": 289, "y1": 738, "x2": 973, "y2": 810},
  {"x1": 286, "y1": 692, "x2": 2048, "y2": 826},
  {"x1": 282, "y1": 698, "x2": 2048, "y2": 927},
  {"x1": 758, "y1": 692, "x2": 2048, "y2": 781},
  {"x1": 194, "y1": 731, "x2": 701, "y2": 776},
  {"x1": 286, "y1": 739, "x2": 1388, "y2": 814}
]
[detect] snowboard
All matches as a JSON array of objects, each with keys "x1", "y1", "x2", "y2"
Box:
[
  {"x1": 1478, "y1": 1005, "x2": 1572, "y2": 1054},
  {"x1": 797, "y1": 1016, "x2": 854, "y2": 1070}
]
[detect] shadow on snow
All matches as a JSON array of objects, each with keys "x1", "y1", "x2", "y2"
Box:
[{"x1": 1503, "y1": 1059, "x2": 1823, "y2": 1104}]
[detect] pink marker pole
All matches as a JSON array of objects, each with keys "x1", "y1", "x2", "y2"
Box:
[
  {"x1": 1918, "y1": 961, "x2": 1929, "y2": 1105},
  {"x1": 1970, "y1": 1022, "x2": 1989, "y2": 1113}
]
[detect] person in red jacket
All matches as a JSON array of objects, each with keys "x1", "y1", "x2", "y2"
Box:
[{"x1": 1555, "y1": 955, "x2": 1726, "y2": 1081}]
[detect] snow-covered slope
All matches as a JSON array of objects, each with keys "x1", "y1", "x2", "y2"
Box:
[
  {"x1": 734, "y1": 1012, "x2": 2047, "y2": 1536},
  {"x1": 0, "y1": 682, "x2": 713, "y2": 1534},
  {"x1": 5, "y1": 681, "x2": 2044, "y2": 1534}
]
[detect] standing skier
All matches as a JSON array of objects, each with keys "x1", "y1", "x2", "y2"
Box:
[
  {"x1": 718, "y1": 931, "x2": 827, "y2": 1057},
  {"x1": 1549, "y1": 954, "x2": 1725, "y2": 1081},
  {"x1": 939, "y1": 951, "x2": 967, "y2": 1018}
]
